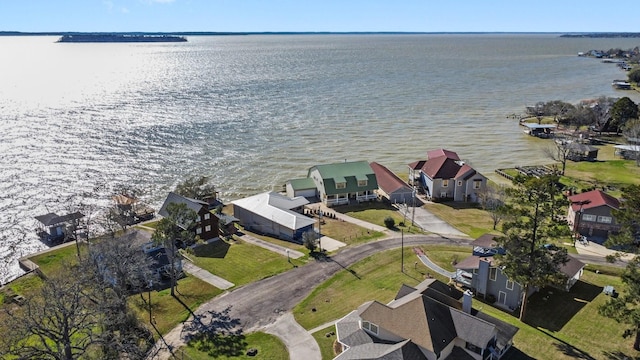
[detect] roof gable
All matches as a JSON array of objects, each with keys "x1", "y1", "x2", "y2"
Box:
[
  {"x1": 427, "y1": 149, "x2": 460, "y2": 161},
  {"x1": 231, "y1": 192, "x2": 315, "y2": 230},
  {"x1": 568, "y1": 190, "x2": 620, "y2": 211},
  {"x1": 370, "y1": 162, "x2": 414, "y2": 195},
  {"x1": 309, "y1": 161, "x2": 378, "y2": 195},
  {"x1": 158, "y1": 192, "x2": 207, "y2": 218}
]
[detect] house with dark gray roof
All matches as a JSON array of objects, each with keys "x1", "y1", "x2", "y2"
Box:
[
  {"x1": 335, "y1": 278, "x2": 518, "y2": 360},
  {"x1": 158, "y1": 192, "x2": 220, "y2": 241},
  {"x1": 454, "y1": 234, "x2": 585, "y2": 310},
  {"x1": 409, "y1": 149, "x2": 486, "y2": 202}
]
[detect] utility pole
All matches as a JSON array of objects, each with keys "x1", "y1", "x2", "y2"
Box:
[
  {"x1": 401, "y1": 229, "x2": 404, "y2": 273},
  {"x1": 318, "y1": 209, "x2": 322, "y2": 252},
  {"x1": 411, "y1": 186, "x2": 416, "y2": 228}
]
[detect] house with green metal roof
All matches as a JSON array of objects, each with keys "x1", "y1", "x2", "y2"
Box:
[{"x1": 307, "y1": 161, "x2": 378, "y2": 207}]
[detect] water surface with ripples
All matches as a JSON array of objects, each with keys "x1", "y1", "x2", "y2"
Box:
[{"x1": 1, "y1": 34, "x2": 639, "y2": 282}]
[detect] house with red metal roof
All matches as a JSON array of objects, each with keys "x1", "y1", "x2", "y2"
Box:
[
  {"x1": 567, "y1": 189, "x2": 621, "y2": 243},
  {"x1": 369, "y1": 162, "x2": 415, "y2": 204},
  {"x1": 408, "y1": 149, "x2": 487, "y2": 202}
]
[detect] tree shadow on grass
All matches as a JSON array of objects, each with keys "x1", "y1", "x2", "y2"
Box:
[
  {"x1": 325, "y1": 254, "x2": 360, "y2": 280},
  {"x1": 535, "y1": 327, "x2": 596, "y2": 360},
  {"x1": 524, "y1": 281, "x2": 602, "y2": 331},
  {"x1": 191, "y1": 240, "x2": 230, "y2": 259},
  {"x1": 182, "y1": 306, "x2": 247, "y2": 358},
  {"x1": 602, "y1": 350, "x2": 640, "y2": 360},
  {"x1": 503, "y1": 346, "x2": 536, "y2": 360}
]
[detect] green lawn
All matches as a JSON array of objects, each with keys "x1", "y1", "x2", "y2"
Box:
[
  {"x1": 129, "y1": 275, "x2": 222, "y2": 336},
  {"x1": 339, "y1": 202, "x2": 425, "y2": 235},
  {"x1": 317, "y1": 216, "x2": 387, "y2": 245},
  {"x1": 178, "y1": 331, "x2": 288, "y2": 360},
  {"x1": 312, "y1": 326, "x2": 339, "y2": 360},
  {"x1": 423, "y1": 202, "x2": 499, "y2": 238},
  {"x1": 421, "y1": 245, "x2": 472, "y2": 272},
  {"x1": 29, "y1": 242, "x2": 86, "y2": 276},
  {"x1": 475, "y1": 267, "x2": 635, "y2": 359},
  {"x1": 293, "y1": 246, "x2": 448, "y2": 330},
  {"x1": 188, "y1": 239, "x2": 299, "y2": 287},
  {"x1": 297, "y1": 244, "x2": 636, "y2": 359}
]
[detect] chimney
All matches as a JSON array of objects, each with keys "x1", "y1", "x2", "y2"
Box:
[{"x1": 463, "y1": 290, "x2": 473, "y2": 314}]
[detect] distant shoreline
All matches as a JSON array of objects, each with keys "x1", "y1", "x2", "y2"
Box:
[
  {"x1": 0, "y1": 31, "x2": 568, "y2": 37},
  {"x1": 2, "y1": 31, "x2": 640, "y2": 37}
]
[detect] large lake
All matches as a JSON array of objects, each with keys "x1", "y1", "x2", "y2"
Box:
[{"x1": 1, "y1": 34, "x2": 639, "y2": 282}]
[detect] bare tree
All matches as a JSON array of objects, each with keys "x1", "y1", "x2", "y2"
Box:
[
  {"x1": 175, "y1": 175, "x2": 218, "y2": 202},
  {"x1": 543, "y1": 136, "x2": 573, "y2": 176},
  {"x1": 477, "y1": 184, "x2": 508, "y2": 230},
  {"x1": 2, "y1": 269, "x2": 102, "y2": 360},
  {"x1": 151, "y1": 202, "x2": 197, "y2": 296},
  {"x1": 623, "y1": 119, "x2": 640, "y2": 166}
]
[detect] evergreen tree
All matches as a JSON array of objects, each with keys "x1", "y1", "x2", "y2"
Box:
[{"x1": 496, "y1": 175, "x2": 570, "y2": 321}]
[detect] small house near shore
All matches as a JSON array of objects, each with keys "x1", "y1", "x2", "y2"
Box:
[
  {"x1": 369, "y1": 161, "x2": 415, "y2": 204},
  {"x1": 521, "y1": 123, "x2": 556, "y2": 138}
]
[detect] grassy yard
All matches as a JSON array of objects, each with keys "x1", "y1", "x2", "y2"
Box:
[
  {"x1": 312, "y1": 326, "x2": 339, "y2": 360},
  {"x1": 187, "y1": 239, "x2": 299, "y2": 287},
  {"x1": 29, "y1": 242, "x2": 87, "y2": 276},
  {"x1": 423, "y1": 202, "x2": 499, "y2": 238},
  {"x1": 475, "y1": 267, "x2": 635, "y2": 359},
  {"x1": 421, "y1": 245, "x2": 472, "y2": 272},
  {"x1": 178, "y1": 331, "x2": 288, "y2": 360},
  {"x1": 339, "y1": 202, "x2": 422, "y2": 231},
  {"x1": 129, "y1": 274, "x2": 222, "y2": 336},
  {"x1": 300, "y1": 245, "x2": 636, "y2": 360},
  {"x1": 562, "y1": 156, "x2": 640, "y2": 197},
  {"x1": 316, "y1": 215, "x2": 387, "y2": 245},
  {"x1": 293, "y1": 246, "x2": 450, "y2": 330}
]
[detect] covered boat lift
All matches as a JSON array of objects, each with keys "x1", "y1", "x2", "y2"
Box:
[{"x1": 35, "y1": 212, "x2": 85, "y2": 244}]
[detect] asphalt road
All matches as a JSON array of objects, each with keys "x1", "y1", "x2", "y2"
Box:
[
  {"x1": 153, "y1": 234, "x2": 626, "y2": 358},
  {"x1": 155, "y1": 234, "x2": 471, "y2": 357}
]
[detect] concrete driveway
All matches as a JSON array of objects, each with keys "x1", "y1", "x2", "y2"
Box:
[{"x1": 398, "y1": 204, "x2": 469, "y2": 238}]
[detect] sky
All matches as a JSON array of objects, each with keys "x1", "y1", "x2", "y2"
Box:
[{"x1": 0, "y1": 0, "x2": 637, "y2": 33}]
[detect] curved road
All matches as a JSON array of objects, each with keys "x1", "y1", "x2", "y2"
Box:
[
  {"x1": 153, "y1": 235, "x2": 626, "y2": 359},
  {"x1": 154, "y1": 234, "x2": 470, "y2": 358}
]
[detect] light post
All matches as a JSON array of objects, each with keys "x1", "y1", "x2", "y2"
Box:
[{"x1": 286, "y1": 249, "x2": 290, "y2": 262}]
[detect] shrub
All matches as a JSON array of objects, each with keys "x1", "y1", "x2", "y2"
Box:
[{"x1": 384, "y1": 216, "x2": 395, "y2": 229}]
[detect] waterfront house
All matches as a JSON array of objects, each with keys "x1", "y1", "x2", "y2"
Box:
[
  {"x1": 305, "y1": 161, "x2": 378, "y2": 207},
  {"x1": 231, "y1": 191, "x2": 315, "y2": 242},
  {"x1": 369, "y1": 161, "x2": 415, "y2": 204},
  {"x1": 454, "y1": 234, "x2": 585, "y2": 310},
  {"x1": 158, "y1": 192, "x2": 219, "y2": 241},
  {"x1": 408, "y1": 149, "x2": 487, "y2": 202},
  {"x1": 567, "y1": 190, "x2": 621, "y2": 243},
  {"x1": 334, "y1": 278, "x2": 519, "y2": 360},
  {"x1": 566, "y1": 142, "x2": 599, "y2": 162}
]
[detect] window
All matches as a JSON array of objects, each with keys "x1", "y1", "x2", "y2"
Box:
[
  {"x1": 205, "y1": 225, "x2": 212, "y2": 232},
  {"x1": 473, "y1": 180, "x2": 482, "y2": 189},
  {"x1": 196, "y1": 228, "x2": 202, "y2": 235},
  {"x1": 489, "y1": 267, "x2": 497, "y2": 281},
  {"x1": 457, "y1": 181, "x2": 463, "y2": 186},
  {"x1": 582, "y1": 214, "x2": 597, "y2": 222},
  {"x1": 204, "y1": 213, "x2": 210, "y2": 220},
  {"x1": 472, "y1": 269, "x2": 478, "y2": 275},
  {"x1": 597, "y1": 216, "x2": 612, "y2": 223},
  {"x1": 362, "y1": 321, "x2": 378, "y2": 335},
  {"x1": 358, "y1": 179, "x2": 368, "y2": 187},
  {"x1": 506, "y1": 279, "x2": 514, "y2": 290},
  {"x1": 442, "y1": 179, "x2": 449, "y2": 187},
  {"x1": 336, "y1": 182, "x2": 346, "y2": 189}
]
